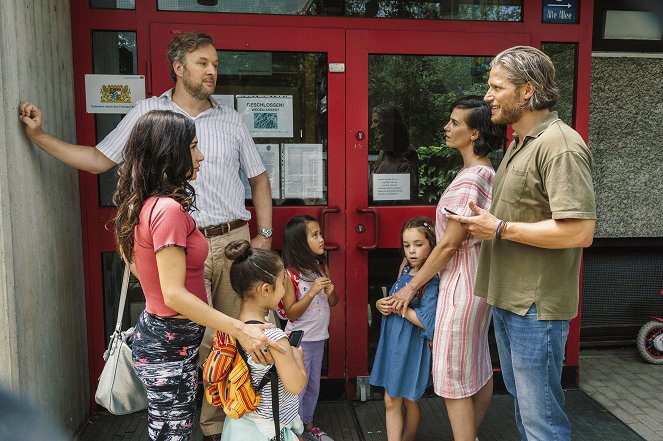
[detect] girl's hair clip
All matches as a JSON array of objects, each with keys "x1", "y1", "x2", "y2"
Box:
[{"x1": 423, "y1": 222, "x2": 432, "y2": 230}]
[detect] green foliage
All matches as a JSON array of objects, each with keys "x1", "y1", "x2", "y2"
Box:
[
  {"x1": 369, "y1": 54, "x2": 492, "y2": 203},
  {"x1": 541, "y1": 43, "x2": 577, "y2": 127},
  {"x1": 369, "y1": 44, "x2": 578, "y2": 204},
  {"x1": 368, "y1": 54, "x2": 492, "y2": 151},
  {"x1": 416, "y1": 145, "x2": 504, "y2": 204},
  {"x1": 416, "y1": 145, "x2": 463, "y2": 204}
]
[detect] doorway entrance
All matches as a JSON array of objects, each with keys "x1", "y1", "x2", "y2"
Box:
[{"x1": 75, "y1": 2, "x2": 592, "y2": 399}]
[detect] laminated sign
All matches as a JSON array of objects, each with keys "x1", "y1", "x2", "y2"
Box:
[
  {"x1": 236, "y1": 95, "x2": 294, "y2": 138},
  {"x1": 85, "y1": 74, "x2": 146, "y2": 114}
]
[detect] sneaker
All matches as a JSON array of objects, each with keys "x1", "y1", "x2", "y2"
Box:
[{"x1": 303, "y1": 427, "x2": 334, "y2": 441}]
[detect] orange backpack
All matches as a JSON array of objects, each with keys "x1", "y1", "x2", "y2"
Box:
[{"x1": 202, "y1": 326, "x2": 281, "y2": 440}]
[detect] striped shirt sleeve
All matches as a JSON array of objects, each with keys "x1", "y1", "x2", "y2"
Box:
[{"x1": 96, "y1": 100, "x2": 149, "y2": 164}]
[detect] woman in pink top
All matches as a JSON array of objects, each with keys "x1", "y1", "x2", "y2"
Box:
[
  {"x1": 389, "y1": 97, "x2": 506, "y2": 441},
  {"x1": 112, "y1": 110, "x2": 283, "y2": 441}
]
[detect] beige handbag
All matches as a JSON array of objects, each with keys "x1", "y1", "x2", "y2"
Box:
[{"x1": 94, "y1": 264, "x2": 148, "y2": 415}]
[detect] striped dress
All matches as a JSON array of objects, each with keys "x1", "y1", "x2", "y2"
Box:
[{"x1": 432, "y1": 166, "x2": 494, "y2": 399}]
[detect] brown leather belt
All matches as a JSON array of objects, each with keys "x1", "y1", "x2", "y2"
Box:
[{"x1": 199, "y1": 220, "x2": 247, "y2": 237}]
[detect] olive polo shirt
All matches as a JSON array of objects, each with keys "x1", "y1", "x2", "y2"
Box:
[{"x1": 474, "y1": 112, "x2": 596, "y2": 320}]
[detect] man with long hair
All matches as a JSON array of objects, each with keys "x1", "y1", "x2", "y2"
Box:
[
  {"x1": 448, "y1": 46, "x2": 596, "y2": 440},
  {"x1": 19, "y1": 31, "x2": 273, "y2": 441}
]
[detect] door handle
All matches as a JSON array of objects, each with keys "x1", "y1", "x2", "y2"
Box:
[
  {"x1": 320, "y1": 207, "x2": 340, "y2": 251},
  {"x1": 356, "y1": 207, "x2": 378, "y2": 250}
]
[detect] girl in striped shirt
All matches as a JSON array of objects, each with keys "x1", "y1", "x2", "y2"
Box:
[{"x1": 221, "y1": 240, "x2": 307, "y2": 441}]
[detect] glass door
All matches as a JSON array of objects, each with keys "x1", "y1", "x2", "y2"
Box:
[
  {"x1": 345, "y1": 30, "x2": 530, "y2": 384},
  {"x1": 150, "y1": 25, "x2": 347, "y2": 379}
]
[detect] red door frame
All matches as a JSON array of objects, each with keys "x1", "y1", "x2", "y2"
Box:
[{"x1": 70, "y1": 0, "x2": 594, "y2": 402}]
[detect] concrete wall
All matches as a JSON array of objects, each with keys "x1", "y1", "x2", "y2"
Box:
[
  {"x1": 589, "y1": 55, "x2": 663, "y2": 238},
  {"x1": 0, "y1": 0, "x2": 88, "y2": 435}
]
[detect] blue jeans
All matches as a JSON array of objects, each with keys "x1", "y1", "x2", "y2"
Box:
[{"x1": 492, "y1": 304, "x2": 570, "y2": 441}]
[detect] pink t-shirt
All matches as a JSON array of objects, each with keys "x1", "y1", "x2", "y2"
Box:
[{"x1": 134, "y1": 196, "x2": 208, "y2": 317}]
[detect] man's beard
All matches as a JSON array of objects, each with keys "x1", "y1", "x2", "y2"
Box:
[
  {"x1": 182, "y1": 73, "x2": 213, "y2": 101},
  {"x1": 492, "y1": 98, "x2": 525, "y2": 125}
]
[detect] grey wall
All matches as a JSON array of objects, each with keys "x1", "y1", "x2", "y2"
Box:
[
  {"x1": 0, "y1": 0, "x2": 88, "y2": 435},
  {"x1": 589, "y1": 56, "x2": 663, "y2": 238}
]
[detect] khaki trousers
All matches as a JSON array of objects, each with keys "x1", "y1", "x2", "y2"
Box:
[
  {"x1": 198, "y1": 224, "x2": 247, "y2": 436},
  {"x1": 197, "y1": 224, "x2": 277, "y2": 436}
]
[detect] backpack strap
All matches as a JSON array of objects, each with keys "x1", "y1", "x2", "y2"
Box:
[{"x1": 242, "y1": 320, "x2": 281, "y2": 441}]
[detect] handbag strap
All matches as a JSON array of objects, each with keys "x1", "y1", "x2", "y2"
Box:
[
  {"x1": 103, "y1": 263, "x2": 131, "y2": 361},
  {"x1": 114, "y1": 263, "x2": 132, "y2": 335}
]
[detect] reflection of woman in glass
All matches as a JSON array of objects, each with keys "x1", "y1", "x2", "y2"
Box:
[
  {"x1": 371, "y1": 103, "x2": 405, "y2": 129},
  {"x1": 371, "y1": 118, "x2": 419, "y2": 202},
  {"x1": 388, "y1": 96, "x2": 506, "y2": 441},
  {"x1": 371, "y1": 104, "x2": 420, "y2": 168}
]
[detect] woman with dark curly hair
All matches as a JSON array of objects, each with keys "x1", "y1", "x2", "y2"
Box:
[
  {"x1": 113, "y1": 109, "x2": 283, "y2": 441},
  {"x1": 388, "y1": 96, "x2": 506, "y2": 441}
]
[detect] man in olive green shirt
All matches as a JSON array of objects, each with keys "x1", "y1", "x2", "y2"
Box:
[{"x1": 449, "y1": 46, "x2": 596, "y2": 441}]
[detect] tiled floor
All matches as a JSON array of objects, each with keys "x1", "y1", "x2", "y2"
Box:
[
  {"x1": 79, "y1": 384, "x2": 644, "y2": 440},
  {"x1": 76, "y1": 347, "x2": 659, "y2": 440}
]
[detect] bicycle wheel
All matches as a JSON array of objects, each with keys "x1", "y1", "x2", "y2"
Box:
[{"x1": 637, "y1": 320, "x2": 663, "y2": 364}]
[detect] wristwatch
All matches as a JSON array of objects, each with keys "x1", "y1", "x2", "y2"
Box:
[{"x1": 258, "y1": 228, "x2": 273, "y2": 238}]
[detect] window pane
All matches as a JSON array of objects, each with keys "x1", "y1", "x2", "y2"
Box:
[
  {"x1": 604, "y1": 10, "x2": 662, "y2": 40},
  {"x1": 368, "y1": 54, "x2": 500, "y2": 206},
  {"x1": 541, "y1": 42, "x2": 577, "y2": 128},
  {"x1": 92, "y1": 31, "x2": 137, "y2": 207},
  {"x1": 90, "y1": 0, "x2": 135, "y2": 9},
  {"x1": 158, "y1": 0, "x2": 522, "y2": 21},
  {"x1": 216, "y1": 51, "x2": 329, "y2": 207}
]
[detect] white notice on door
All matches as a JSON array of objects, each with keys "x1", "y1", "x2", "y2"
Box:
[
  {"x1": 241, "y1": 144, "x2": 280, "y2": 199},
  {"x1": 373, "y1": 174, "x2": 410, "y2": 201},
  {"x1": 283, "y1": 144, "x2": 324, "y2": 199}
]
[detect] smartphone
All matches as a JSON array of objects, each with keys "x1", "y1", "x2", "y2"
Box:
[
  {"x1": 288, "y1": 330, "x2": 304, "y2": 348},
  {"x1": 444, "y1": 207, "x2": 459, "y2": 216}
]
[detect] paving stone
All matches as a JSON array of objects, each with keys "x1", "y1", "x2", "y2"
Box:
[
  {"x1": 635, "y1": 413, "x2": 663, "y2": 433},
  {"x1": 580, "y1": 349, "x2": 662, "y2": 441},
  {"x1": 595, "y1": 385, "x2": 621, "y2": 400},
  {"x1": 608, "y1": 407, "x2": 640, "y2": 425},
  {"x1": 629, "y1": 422, "x2": 662, "y2": 441},
  {"x1": 615, "y1": 395, "x2": 647, "y2": 416},
  {"x1": 629, "y1": 385, "x2": 656, "y2": 400},
  {"x1": 638, "y1": 374, "x2": 663, "y2": 388},
  {"x1": 643, "y1": 409, "x2": 663, "y2": 425}
]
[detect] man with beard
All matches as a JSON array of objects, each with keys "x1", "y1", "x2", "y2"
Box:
[
  {"x1": 19, "y1": 31, "x2": 273, "y2": 441},
  {"x1": 447, "y1": 46, "x2": 596, "y2": 441}
]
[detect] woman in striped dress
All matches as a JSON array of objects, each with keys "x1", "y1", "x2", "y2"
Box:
[{"x1": 388, "y1": 96, "x2": 506, "y2": 441}]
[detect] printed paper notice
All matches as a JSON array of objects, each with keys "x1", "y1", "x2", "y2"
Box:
[
  {"x1": 211, "y1": 94, "x2": 235, "y2": 109},
  {"x1": 236, "y1": 95, "x2": 293, "y2": 138},
  {"x1": 85, "y1": 74, "x2": 145, "y2": 114},
  {"x1": 373, "y1": 174, "x2": 411, "y2": 201},
  {"x1": 284, "y1": 144, "x2": 324, "y2": 199},
  {"x1": 241, "y1": 144, "x2": 280, "y2": 199}
]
